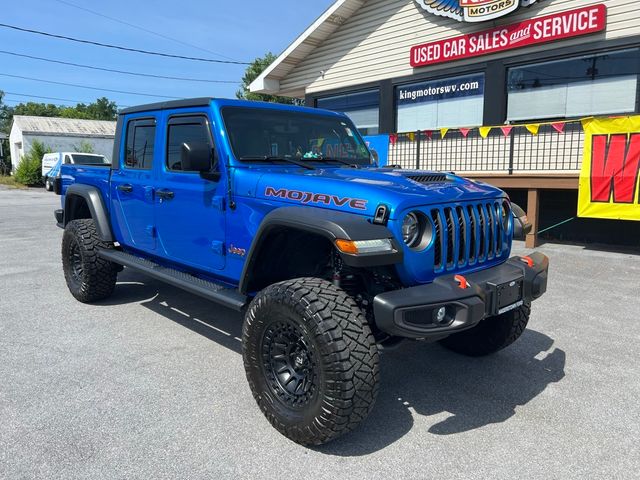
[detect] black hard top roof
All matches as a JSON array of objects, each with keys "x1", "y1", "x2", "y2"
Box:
[{"x1": 119, "y1": 97, "x2": 214, "y2": 115}]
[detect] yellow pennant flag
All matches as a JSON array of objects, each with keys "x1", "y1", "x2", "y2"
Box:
[
  {"x1": 526, "y1": 124, "x2": 540, "y2": 135},
  {"x1": 440, "y1": 128, "x2": 449, "y2": 139},
  {"x1": 479, "y1": 127, "x2": 492, "y2": 138},
  {"x1": 407, "y1": 132, "x2": 415, "y2": 141}
]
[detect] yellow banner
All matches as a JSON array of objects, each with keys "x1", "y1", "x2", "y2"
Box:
[{"x1": 578, "y1": 116, "x2": 640, "y2": 221}]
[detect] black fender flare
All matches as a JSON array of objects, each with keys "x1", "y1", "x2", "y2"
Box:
[
  {"x1": 63, "y1": 184, "x2": 114, "y2": 242},
  {"x1": 239, "y1": 206, "x2": 403, "y2": 294}
]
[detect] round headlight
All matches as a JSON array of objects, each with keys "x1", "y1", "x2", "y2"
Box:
[{"x1": 402, "y1": 212, "x2": 421, "y2": 247}]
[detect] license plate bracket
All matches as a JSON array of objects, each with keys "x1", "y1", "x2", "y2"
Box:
[{"x1": 489, "y1": 277, "x2": 524, "y2": 315}]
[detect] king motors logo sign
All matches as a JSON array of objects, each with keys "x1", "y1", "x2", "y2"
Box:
[{"x1": 416, "y1": 0, "x2": 541, "y2": 23}]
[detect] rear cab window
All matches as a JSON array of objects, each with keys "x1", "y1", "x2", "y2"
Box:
[{"x1": 125, "y1": 118, "x2": 156, "y2": 170}]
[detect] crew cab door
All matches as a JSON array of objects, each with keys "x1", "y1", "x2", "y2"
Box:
[
  {"x1": 155, "y1": 112, "x2": 226, "y2": 271},
  {"x1": 110, "y1": 117, "x2": 158, "y2": 252}
]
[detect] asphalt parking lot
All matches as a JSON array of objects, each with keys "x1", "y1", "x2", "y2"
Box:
[{"x1": 1, "y1": 185, "x2": 639, "y2": 479}]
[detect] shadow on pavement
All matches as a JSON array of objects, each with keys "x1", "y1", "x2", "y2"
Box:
[
  {"x1": 319, "y1": 330, "x2": 566, "y2": 456},
  {"x1": 98, "y1": 270, "x2": 243, "y2": 354},
  {"x1": 101, "y1": 270, "x2": 566, "y2": 456}
]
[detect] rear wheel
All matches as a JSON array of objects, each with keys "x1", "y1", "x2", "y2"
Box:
[
  {"x1": 439, "y1": 303, "x2": 531, "y2": 357},
  {"x1": 62, "y1": 219, "x2": 118, "y2": 303},
  {"x1": 242, "y1": 278, "x2": 379, "y2": 446}
]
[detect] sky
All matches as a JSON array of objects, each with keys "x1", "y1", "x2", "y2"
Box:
[{"x1": 0, "y1": 0, "x2": 335, "y2": 109}]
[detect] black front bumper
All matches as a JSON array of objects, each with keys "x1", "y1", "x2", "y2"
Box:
[{"x1": 373, "y1": 252, "x2": 549, "y2": 339}]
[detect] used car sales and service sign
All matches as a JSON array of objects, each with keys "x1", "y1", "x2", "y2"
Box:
[{"x1": 411, "y1": 3, "x2": 607, "y2": 67}]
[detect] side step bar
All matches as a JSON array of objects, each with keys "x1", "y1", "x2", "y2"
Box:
[{"x1": 99, "y1": 249, "x2": 248, "y2": 311}]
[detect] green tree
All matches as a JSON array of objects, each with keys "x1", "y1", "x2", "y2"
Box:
[
  {"x1": 12, "y1": 102, "x2": 63, "y2": 118},
  {"x1": 60, "y1": 97, "x2": 118, "y2": 121},
  {"x1": 0, "y1": 91, "x2": 11, "y2": 169},
  {"x1": 236, "y1": 52, "x2": 301, "y2": 105},
  {"x1": 0, "y1": 90, "x2": 13, "y2": 134},
  {"x1": 14, "y1": 140, "x2": 51, "y2": 186}
]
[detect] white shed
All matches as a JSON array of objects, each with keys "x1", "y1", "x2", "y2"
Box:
[{"x1": 9, "y1": 116, "x2": 116, "y2": 173}]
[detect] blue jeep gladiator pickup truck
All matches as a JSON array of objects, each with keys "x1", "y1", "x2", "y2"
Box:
[{"x1": 54, "y1": 97, "x2": 549, "y2": 446}]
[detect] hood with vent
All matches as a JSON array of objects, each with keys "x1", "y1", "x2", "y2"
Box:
[{"x1": 235, "y1": 166, "x2": 506, "y2": 220}]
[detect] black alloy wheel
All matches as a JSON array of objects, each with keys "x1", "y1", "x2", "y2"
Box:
[{"x1": 262, "y1": 319, "x2": 318, "y2": 408}]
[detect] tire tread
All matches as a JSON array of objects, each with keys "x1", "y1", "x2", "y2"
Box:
[
  {"x1": 62, "y1": 219, "x2": 117, "y2": 303},
  {"x1": 243, "y1": 277, "x2": 379, "y2": 445}
]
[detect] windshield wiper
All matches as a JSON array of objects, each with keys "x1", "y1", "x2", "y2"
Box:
[
  {"x1": 319, "y1": 156, "x2": 361, "y2": 168},
  {"x1": 238, "y1": 155, "x2": 315, "y2": 170}
]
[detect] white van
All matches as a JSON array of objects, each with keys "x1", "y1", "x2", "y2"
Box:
[
  {"x1": 42, "y1": 153, "x2": 62, "y2": 178},
  {"x1": 42, "y1": 152, "x2": 109, "y2": 190}
]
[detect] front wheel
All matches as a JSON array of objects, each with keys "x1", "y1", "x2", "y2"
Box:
[
  {"x1": 44, "y1": 177, "x2": 52, "y2": 191},
  {"x1": 439, "y1": 303, "x2": 531, "y2": 357},
  {"x1": 242, "y1": 278, "x2": 380, "y2": 446}
]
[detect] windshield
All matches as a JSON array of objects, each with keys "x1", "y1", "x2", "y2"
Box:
[
  {"x1": 71, "y1": 154, "x2": 109, "y2": 165},
  {"x1": 222, "y1": 107, "x2": 372, "y2": 165}
]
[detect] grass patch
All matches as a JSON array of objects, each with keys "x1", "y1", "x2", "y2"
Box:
[{"x1": 0, "y1": 175, "x2": 29, "y2": 189}]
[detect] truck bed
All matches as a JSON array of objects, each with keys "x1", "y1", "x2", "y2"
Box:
[{"x1": 61, "y1": 164, "x2": 111, "y2": 208}]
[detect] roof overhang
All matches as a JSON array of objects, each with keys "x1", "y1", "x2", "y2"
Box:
[
  {"x1": 249, "y1": 0, "x2": 364, "y2": 98},
  {"x1": 21, "y1": 132, "x2": 115, "y2": 139}
]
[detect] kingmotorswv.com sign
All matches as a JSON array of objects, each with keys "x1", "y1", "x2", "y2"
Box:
[
  {"x1": 396, "y1": 74, "x2": 485, "y2": 131},
  {"x1": 397, "y1": 74, "x2": 485, "y2": 104}
]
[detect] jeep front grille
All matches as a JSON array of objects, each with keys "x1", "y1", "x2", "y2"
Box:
[{"x1": 431, "y1": 201, "x2": 509, "y2": 272}]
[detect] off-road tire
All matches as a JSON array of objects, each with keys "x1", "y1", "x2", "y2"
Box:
[
  {"x1": 62, "y1": 219, "x2": 118, "y2": 303},
  {"x1": 439, "y1": 303, "x2": 531, "y2": 357},
  {"x1": 44, "y1": 178, "x2": 52, "y2": 191},
  {"x1": 242, "y1": 278, "x2": 379, "y2": 446}
]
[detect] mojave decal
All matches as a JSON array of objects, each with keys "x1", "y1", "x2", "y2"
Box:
[{"x1": 265, "y1": 187, "x2": 368, "y2": 210}]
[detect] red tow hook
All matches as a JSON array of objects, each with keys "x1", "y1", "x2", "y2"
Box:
[
  {"x1": 521, "y1": 256, "x2": 534, "y2": 268},
  {"x1": 454, "y1": 275, "x2": 469, "y2": 289}
]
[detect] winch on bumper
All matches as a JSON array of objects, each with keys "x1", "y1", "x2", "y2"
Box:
[{"x1": 373, "y1": 252, "x2": 549, "y2": 339}]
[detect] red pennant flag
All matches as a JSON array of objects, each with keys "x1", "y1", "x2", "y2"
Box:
[
  {"x1": 500, "y1": 126, "x2": 513, "y2": 137},
  {"x1": 389, "y1": 134, "x2": 398, "y2": 146},
  {"x1": 423, "y1": 130, "x2": 433, "y2": 139},
  {"x1": 459, "y1": 128, "x2": 471, "y2": 138},
  {"x1": 551, "y1": 122, "x2": 565, "y2": 134}
]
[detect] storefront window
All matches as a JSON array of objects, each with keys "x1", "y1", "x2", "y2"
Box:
[
  {"x1": 316, "y1": 90, "x2": 379, "y2": 136},
  {"x1": 507, "y1": 49, "x2": 640, "y2": 121},
  {"x1": 396, "y1": 74, "x2": 485, "y2": 132}
]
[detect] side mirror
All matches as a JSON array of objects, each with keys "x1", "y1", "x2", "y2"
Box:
[
  {"x1": 53, "y1": 176, "x2": 62, "y2": 195},
  {"x1": 512, "y1": 203, "x2": 532, "y2": 240},
  {"x1": 181, "y1": 142, "x2": 213, "y2": 172}
]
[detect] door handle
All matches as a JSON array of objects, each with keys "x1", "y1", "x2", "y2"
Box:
[
  {"x1": 156, "y1": 190, "x2": 175, "y2": 200},
  {"x1": 117, "y1": 184, "x2": 133, "y2": 193}
]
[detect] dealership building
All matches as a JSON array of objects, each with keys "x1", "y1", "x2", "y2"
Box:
[{"x1": 251, "y1": 0, "x2": 640, "y2": 246}]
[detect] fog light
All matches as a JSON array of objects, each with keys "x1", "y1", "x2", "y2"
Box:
[{"x1": 434, "y1": 307, "x2": 447, "y2": 324}]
